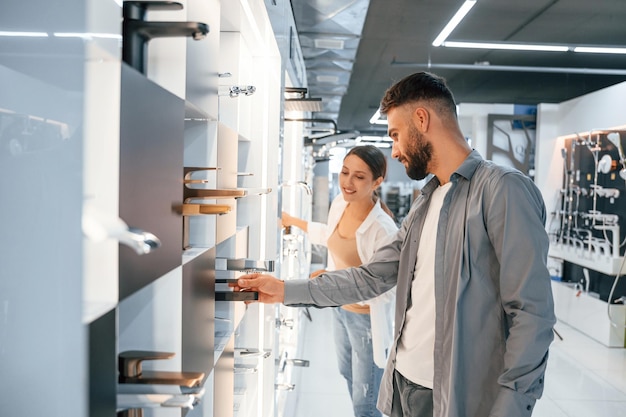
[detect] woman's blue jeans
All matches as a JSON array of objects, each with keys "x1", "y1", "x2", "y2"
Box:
[{"x1": 333, "y1": 307, "x2": 384, "y2": 417}]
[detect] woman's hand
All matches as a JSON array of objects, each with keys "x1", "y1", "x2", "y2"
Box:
[{"x1": 281, "y1": 211, "x2": 294, "y2": 228}]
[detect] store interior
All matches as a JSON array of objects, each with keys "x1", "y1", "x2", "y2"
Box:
[{"x1": 0, "y1": 1, "x2": 625, "y2": 417}]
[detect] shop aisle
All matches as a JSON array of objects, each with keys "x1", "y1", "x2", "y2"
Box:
[
  {"x1": 291, "y1": 312, "x2": 626, "y2": 417},
  {"x1": 290, "y1": 307, "x2": 355, "y2": 417}
]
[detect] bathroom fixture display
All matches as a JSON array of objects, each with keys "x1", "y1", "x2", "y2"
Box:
[
  {"x1": 118, "y1": 350, "x2": 205, "y2": 388},
  {"x1": 218, "y1": 85, "x2": 257, "y2": 97},
  {"x1": 286, "y1": 358, "x2": 310, "y2": 367},
  {"x1": 184, "y1": 187, "x2": 272, "y2": 199},
  {"x1": 549, "y1": 128, "x2": 626, "y2": 277},
  {"x1": 276, "y1": 316, "x2": 294, "y2": 329},
  {"x1": 234, "y1": 348, "x2": 272, "y2": 359},
  {"x1": 215, "y1": 278, "x2": 239, "y2": 284},
  {"x1": 183, "y1": 166, "x2": 271, "y2": 200},
  {"x1": 119, "y1": 64, "x2": 184, "y2": 300},
  {"x1": 234, "y1": 364, "x2": 258, "y2": 374},
  {"x1": 284, "y1": 87, "x2": 323, "y2": 112},
  {"x1": 183, "y1": 166, "x2": 220, "y2": 184},
  {"x1": 214, "y1": 291, "x2": 259, "y2": 302},
  {"x1": 117, "y1": 393, "x2": 197, "y2": 410},
  {"x1": 83, "y1": 203, "x2": 161, "y2": 255},
  {"x1": 214, "y1": 258, "x2": 273, "y2": 302},
  {"x1": 215, "y1": 258, "x2": 275, "y2": 272},
  {"x1": 279, "y1": 180, "x2": 312, "y2": 195},
  {"x1": 182, "y1": 203, "x2": 231, "y2": 216},
  {"x1": 122, "y1": 1, "x2": 209, "y2": 74},
  {"x1": 275, "y1": 383, "x2": 295, "y2": 391}
]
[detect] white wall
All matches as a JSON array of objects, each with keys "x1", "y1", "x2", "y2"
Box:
[{"x1": 458, "y1": 103, "x2": 516, "y2": 156}]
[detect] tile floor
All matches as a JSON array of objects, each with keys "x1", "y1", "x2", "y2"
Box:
[{"x1": 289, "y1": 308, "x2": 626, "y2": 417}]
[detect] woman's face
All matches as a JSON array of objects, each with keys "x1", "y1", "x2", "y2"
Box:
[{"x1": 339, "y1": 153, "x2": 382, "y2": 203}]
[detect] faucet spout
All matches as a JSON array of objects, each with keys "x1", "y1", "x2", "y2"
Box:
[
  {"x1": 126, "y1": 21, "x2": 209, "y2": 41},
  {"x1": 280, "y1": 181, "x2": 312, "y2": 195},
  {"x1": 122, "y1": 1, "x2": 210, "y2": 74}
]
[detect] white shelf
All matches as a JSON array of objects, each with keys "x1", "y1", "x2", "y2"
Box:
[
  {"x1": 552, "y1": 280, "x2": 626, "y2": 347},
  {"x1": 549, "y1": 242, "x2": 626, "y2": 275}
]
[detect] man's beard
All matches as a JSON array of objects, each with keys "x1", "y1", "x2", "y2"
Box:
[{"x1": 404, "y1": 122, "x2": 432, "y2": 180}]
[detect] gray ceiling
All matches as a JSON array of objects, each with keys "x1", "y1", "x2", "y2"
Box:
[{"x1": 291, "y1": 0, "x2": 626, "y2": 136}]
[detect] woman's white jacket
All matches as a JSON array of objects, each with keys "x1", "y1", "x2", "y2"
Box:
[{"x1": 307, "y1": 194, "x2": 398, "y2": 368}]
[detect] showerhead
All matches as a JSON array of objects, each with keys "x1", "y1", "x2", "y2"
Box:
[
  {"x1": 597, "y1": 154, "x2": 613, "y2": 174},
  {"x1": 606, "y1": 132, "x2": 625, "y2": 159},
  {"x1": 605, "y1": 132, "x2": 626, "y2": 180}
]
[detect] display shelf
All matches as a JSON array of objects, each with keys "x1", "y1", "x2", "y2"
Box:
[
  {"x1": 183, "y1": 203, "x2": 232, "y2": 215},
  {"x1": 549, "y1": 243, "x2": 626, "y2": 275},
  {"x1": 552, "y1": 280, "x2": 626, "y2": 347},
  {"x1": 185, "y1": 99, "x2": 217, "y2": 123}
]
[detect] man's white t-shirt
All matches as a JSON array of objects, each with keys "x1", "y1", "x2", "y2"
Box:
[{"x1": 395, "y1": 181, "x2": 452, "y2": 388}]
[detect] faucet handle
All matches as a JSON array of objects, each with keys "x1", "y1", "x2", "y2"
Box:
[
  {"x1": 123, "y1": 1, "x2": 183, "y2": 20},
  {"x1": 119, "y1": 350, "x2": 175, "y2": 378}
]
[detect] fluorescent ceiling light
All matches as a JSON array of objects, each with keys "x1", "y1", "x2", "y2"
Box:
[
  {"x1": 369, "y1": 108, "x2": 387, "y2": 125},
  {"x1": 442, "y1": 41, "x2": 569, "y2": 52},
  {"x1": 574, "y1": 46, "x2": 626, "y2": 54},
  {"x1": 432, "y1": 0, "x2": 477, "y2": 47},
  {"x1": 54, "y1": 32, "x2": 122, "y2": 40},
  {"x1": 0, "y1": 31, "x2": 48, "y2": 37},
  {"x1": 314, "y1": 38, "x2": 345, "y2": 50}
]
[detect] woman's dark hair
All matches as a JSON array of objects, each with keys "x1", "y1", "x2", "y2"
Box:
[
  {"x1": 345, "y1": 144, "x2": 387, "y2": 180},
  {"x1": 379, "y1": 71, "x2": 457, "y2": 119}
]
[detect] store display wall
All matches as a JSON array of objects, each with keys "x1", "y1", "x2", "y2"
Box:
[
  {"x1": 535, "y1": 83, "x2": 626, "y2": 347},
  {"x1": 0, "y1": 0, "x2": 307, "y2": 416}
]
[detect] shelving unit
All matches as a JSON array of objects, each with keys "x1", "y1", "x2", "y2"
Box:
[{"x1": 1, "y1": 1, "x2": 309, "y2": 416}]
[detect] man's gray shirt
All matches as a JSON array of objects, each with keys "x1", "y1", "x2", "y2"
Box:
[{"x1": 284, "y1": 150, "x2": 556, "y2": 417}]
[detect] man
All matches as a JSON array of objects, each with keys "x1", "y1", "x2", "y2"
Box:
[{"x1": 235, "y1": 72, "x2": 556, "y2": 417}]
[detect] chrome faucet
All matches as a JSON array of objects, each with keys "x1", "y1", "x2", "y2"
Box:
[
  {"x1": 581, "y1": 268, "x2": 590, "y2": 294},
  {"x1": 280, "y1": 181, "x2": 312, "y2": 195},
  {"x1": 123, "y1": 1, "x2": 209, "y2": 74}
]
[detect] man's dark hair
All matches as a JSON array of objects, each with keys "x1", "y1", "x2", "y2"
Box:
[{"x1": 379, "y1": 72, "x2": 457, "y2": 119}]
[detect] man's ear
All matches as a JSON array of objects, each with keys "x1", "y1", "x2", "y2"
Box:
[{"x1": 413, "y1": 106, "x2": 430, "y2": 131}]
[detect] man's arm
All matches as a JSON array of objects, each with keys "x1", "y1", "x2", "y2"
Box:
[
  {"x1": 237, "y1": 222, "x2": 405, "y2": 307},
  {"x1": 486, "y1": 172, "x2": 556, "y2": 416}
]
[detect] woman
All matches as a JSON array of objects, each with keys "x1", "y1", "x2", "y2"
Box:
[{"x1": 282, "y1": 145, "x2": 398, "y2": 417}]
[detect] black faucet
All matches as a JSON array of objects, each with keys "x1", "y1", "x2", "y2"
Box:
[{"x1": 122, "y1": 1, "x2": 209, "y2": 74}]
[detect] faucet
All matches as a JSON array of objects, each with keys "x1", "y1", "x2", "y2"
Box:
[
  {"x1": 280, "y1": 181, "x2": 312, "y2": 195},
  {"x1": 118, "y1": 350, "x2": 205, "y2": 388},
  {"x1": 122, "y1": 1, "x2": 210, "y2": 74},
  {"x1": 581, "y1": 268, "x2": 590, "y2": 294},
  {"x1": 215, "y1": 258, "x2": 275, "y2": 273}
]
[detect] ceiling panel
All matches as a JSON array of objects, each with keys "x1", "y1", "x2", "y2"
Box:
[{"x1": 291, "y1": 0, "x2": 626, "y2": 135}]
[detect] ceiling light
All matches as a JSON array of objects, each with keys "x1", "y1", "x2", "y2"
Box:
[
  {"x1": 356, "y1": 135, "x2": 393, "y2": 143},
  {"x1": 0, "y1": 31, "x2": 48, "y2": 37},
  {"x1": 369, "y1": 109, "x2": 387, "y2": 125},
  {"x1": 574, "y1": 46, "x2": 626, "y2": 54},
  {"x1": 432, "y1": 0, "x2": 477, "y2": 47},
  {"x1": 314, "y1": 38, "x2": 345, "y2": 50},
  {"x1": 442, "y1": 41, "x2": 569, "y2": 52},
  {"x1": 390, "y1": 60, "x2": 626, "y2": 75},
  {"x1": 284, "y1": 98, "x2": 323, "y2": 112},
  {"x1": 316, "y1": 75, "x2": 340, "y2": 83}
]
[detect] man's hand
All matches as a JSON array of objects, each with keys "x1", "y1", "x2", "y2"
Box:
[{"x1": 233, "y1": 273, "x2": 285, "y2": 304}]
